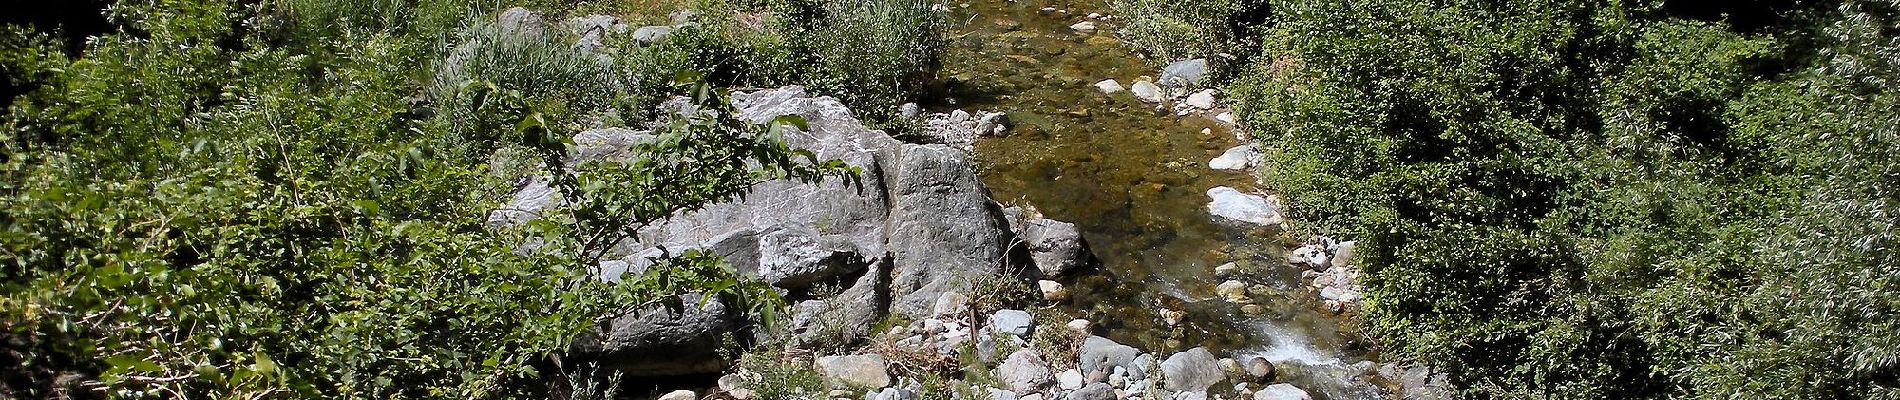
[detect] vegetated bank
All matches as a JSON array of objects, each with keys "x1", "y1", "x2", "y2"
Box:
[
  {"x1": 0, "y1": 0, "x2": 944, "y2": 397},
  {"x1": 1114, "y1": 0, "x2": 1900, "y2": 397}
]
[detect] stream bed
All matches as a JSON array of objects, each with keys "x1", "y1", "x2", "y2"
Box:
[{"x1": 929, "y1": 0, "x2": 1387, "y2": 398}]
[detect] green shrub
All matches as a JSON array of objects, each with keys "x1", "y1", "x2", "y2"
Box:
[
  {"x1": 1213, "y1": 0, "x2": 1900, "y2": 398},
  {"x1": 1113, "y1": 0, "x2": 1264, "y2": 61},
  {"x1": 0, "y1": 1, "x2": 858, "y2": 398}
]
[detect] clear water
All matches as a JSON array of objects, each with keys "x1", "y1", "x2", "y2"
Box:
[{"x1": 931, "y1": 0, "x2": 1386, "y2": 398}]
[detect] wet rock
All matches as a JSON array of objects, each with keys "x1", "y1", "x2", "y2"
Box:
[
  {"x1": 818, "y1": 354, "x2": 891, "y2": 389},
  {"x1": 1095, "y1": 79, "x2": 1126, "y2": 94},
  {"x1": 1000, "y1": 350, "x2": 1056, "y2": 392},
  {"x1": 1023, "y1": 218, "x2": 1090, "y2": 277},
  {"x1": 1206, "y1": 187, "x2": 1282, "y2": 227},
  {"x1": 1208, "y1": 144, "x2": 1261, "y2": 171},
  {"x1": 657, "y1": 390, "x2": 696, "y2": 400},
  {"x1": 993, "y1": 309, "x2": 1035, "y2": 338},
  {"x1": 1218, "y1": 280, "x2": 1250, "y2": 303},
  {"x1": 1067, "y1": 382, "x2": 1116, "y2": 400},
  {"x1": 1161, "y1": 58, "x2": 1209, "y2": 86},
  {"x1": 1161, "y1": 347, "x2": 1224, "y2": 392},
  {"x1": 1131, "y1": 81, "x2": 1164, "y2": 103},
  {"x1": 1252, "y1": 383, "x2": 1310, "y2": 400},
  {"x1": 1071, "y1": 21, "x2": 1097, "y2": 32},
  {"x1": 1246, "y1": 357, "x2": 1275, "y2": 382},
  {"x1": 1214, "y1": 262, "x2": 1241, "y2": 277}
]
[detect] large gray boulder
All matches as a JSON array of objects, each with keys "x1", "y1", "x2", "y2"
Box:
[
  {"x1": 885, "y1": 143, "x2": 1020, "y2": 315},
  {"x1": 508, "y1": 87, "x2": 1029, "y2": 376}
]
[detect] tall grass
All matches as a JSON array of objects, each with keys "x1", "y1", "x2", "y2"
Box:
[
  {"x1": 799, "y1": 0, "x2": 946, "y2": 121},
  {"x1": 430, "y1": 14, "x2": 620, "y2": 158}
]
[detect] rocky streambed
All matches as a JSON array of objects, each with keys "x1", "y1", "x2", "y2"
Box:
[{"x1": 485, "y1": 3, "x2": 1445, "y2": 399}]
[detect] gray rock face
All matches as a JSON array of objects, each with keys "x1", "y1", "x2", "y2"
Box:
[
  {"x1": 496, "y1": 7, "x2": 546, "y2": 36},
  {"x1": 1023, "y1": 218, "x2": 1089, "y2": 277},
  {"x1": 1161, "y1": 58, "x2": 1209, "y2": 86},
  {"x1": 1206, "y1": 187, "x2": 1282, "y2": 227},
  {"x1": 632, "y1": 25, "x2": 674, "y2": 43},
  {"x1": 818, "y1": 354, "x2": 892, "y2": 389},
  {"x1": 1161, "y1": 348, "x2": 1225, "y2": 392},
  {"x1": 999, "y1": 349, "x2": 1056, "y2": 392},
  {"x1": 514, "y1": 87, "x2": 1028, "y2": 376},
  {"x1": 875, "y1": 388, "x2": 920, "y2": 400},
  {"x1": 568, "y1": 15, "x2": 628, "y2": 53},
  {"x1": 574, "y1": 295, "x2": 731, "y2": 375},
  {"x1": 1252, "y1": 384, "x2": 1311, "y2": 400},
  {"x1": 1078, "y1": 336, "x2": 1140, "y2": 375},
  {"x1": 1066, "y1": 383, "x2": 1116, "y2": 400},
  {"x1": 887, "y1": 144, "x2": 1019, "y2": 316},
  {"x1": 992, "y1": 309, "x2": 1036, "y2": 338}
]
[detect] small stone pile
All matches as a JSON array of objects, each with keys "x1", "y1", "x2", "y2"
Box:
[
  {"x1": 1292, "y1": 238, "x2": 1363, "y2": 314},
  {"x1": 920, "y1": 108, "x2": 1011, "y2": 150}
]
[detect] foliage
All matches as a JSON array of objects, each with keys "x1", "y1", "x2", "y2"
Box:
[
  {"x1": 1153, "y1": 0, "x2": 1900, "y2": 397},
  {"x1": 0, "y1": 0, "x2": 865, "y2": 398},
  {"x1": 638, "y1": 0, "x2": 947, "y2": 123},
  {"x1": 1113, "y1": 0, "x2": 1266, "y2": 61}
]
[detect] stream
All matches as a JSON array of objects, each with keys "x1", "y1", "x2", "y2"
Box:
[{"x1": 929, "y1": 0, "x2": 1386, "y2": 398}]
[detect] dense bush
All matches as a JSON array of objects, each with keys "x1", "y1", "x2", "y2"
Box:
[
  {"x1": 0, "y1": 0, "x2": 884, "y2": 397},
  {"x1": 1123, "y1": 0, "x2": 1900, "y2": 397}
]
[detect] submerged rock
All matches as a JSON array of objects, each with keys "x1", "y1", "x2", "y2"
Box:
[{"x1": 1095, "y1": 79, "x2": 1126, "y2": 94}]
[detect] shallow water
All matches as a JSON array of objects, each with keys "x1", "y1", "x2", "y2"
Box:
[{"x1": 932, "y1": 0, "x2": 1386, "y2": 398}]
